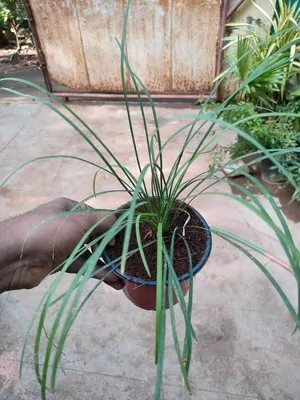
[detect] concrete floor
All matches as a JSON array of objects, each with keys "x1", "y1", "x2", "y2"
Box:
[{"x1": 0, "y1": 96, "x2": 299, "y2": 400}]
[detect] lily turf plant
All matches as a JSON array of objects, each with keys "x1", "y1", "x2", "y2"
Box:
[{"x1": 1, "y1": 1, "x2": 300, "y2": 399}]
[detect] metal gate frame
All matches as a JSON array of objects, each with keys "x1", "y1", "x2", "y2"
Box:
[{"x1": 24, "y1": 0, "x2": 247, "y2": 102}]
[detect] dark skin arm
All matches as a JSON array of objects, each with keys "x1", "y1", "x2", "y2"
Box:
[{"x1": 0, "y1": 197, "x2": 124, "y2": 294}]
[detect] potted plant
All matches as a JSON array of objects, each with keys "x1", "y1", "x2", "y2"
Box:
[
  {"x1": 211, "y1": 0, "x2": 300, "y2": 183},
  {"x1": 216, "y1": 100, "x2": 300, "y2": 186},
  {"x1": 218, "y1": 0, "x2": 300, "y2": 108},
  {"x1": 281, "y1": 158, "x2": 300, "y2": 201},
  {"x1": 102, "y1": 200, "x2": 212, "y2": 311},
  {"x1": 1, "y1": 2, "x2": 300, "y2": 399}
]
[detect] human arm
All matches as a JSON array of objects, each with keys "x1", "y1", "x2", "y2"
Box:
[{"x1": 0, "y1": 197, "x2": 123, "y2": 293}]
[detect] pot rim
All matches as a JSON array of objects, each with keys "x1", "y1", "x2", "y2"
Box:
[{"x1": 102, "y1": 204, "x2": 212, "y2": 287}]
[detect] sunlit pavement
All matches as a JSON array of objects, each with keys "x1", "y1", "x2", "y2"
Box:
[{"x1": 0, "y1": 96, "x2": 299, "y2": 400}]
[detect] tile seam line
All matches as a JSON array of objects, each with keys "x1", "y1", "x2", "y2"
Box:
[
  {"x1": 0, "y1": 125, "x2": 24, "y2": 155},
  {"x1": 0, "y1": 101, "x2": 44, "y2": 154},
  {"x1": 1, "y1": 357, "x2": 259, "y2": 399}
]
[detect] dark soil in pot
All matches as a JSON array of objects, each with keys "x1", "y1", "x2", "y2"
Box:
[{"x1": 106, "y1": 201, "x2": 208, "y2": 281}]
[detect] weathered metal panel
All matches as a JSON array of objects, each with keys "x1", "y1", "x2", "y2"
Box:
[
  {"x1": 75, "y1": 0, "x2": 124, "y2": 91},
  {"x1": 172, "y1": 0, "x2": 222, "y2": 93},
  {"x1": 29, "y1": 0, "x2": 224, "y2": 95},
  {"x1": 29, "y1": 0, "x2": 90, "y2": 89},
  {"x1": 125, "y1": 0, "x2": 172, "y2": 92}
]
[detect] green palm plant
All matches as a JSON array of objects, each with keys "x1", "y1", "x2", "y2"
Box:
[
  {"x1": 1, "y1": 1, "x2": 300, "y2": 399},
  {"x1": 219, "y1": 0, "x2": 300, "y2": 106}
]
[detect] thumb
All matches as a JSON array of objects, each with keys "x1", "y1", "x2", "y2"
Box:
[
  {"x1": 67, "y1": 257, "x2": 124, "y2": 290},
  {"x1": 93, "y1": 261, "x2": 124, "y2": 290}
]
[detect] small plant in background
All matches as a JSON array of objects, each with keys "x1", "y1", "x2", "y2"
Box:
[
  {"x1": 218, "y1": 99, "x2": 299, "y2": 194},
  {"x1": 224, "y1": 103, "x2": 299, "y2": 155},
  {"x1": 283, "y1": 160, "x2": 300, "y2": 200},
  {"x1": 277, "y1": 97, "x2": 300, "y2": 131},
  {"x1": 220, "y1": 103, "x2": 269, "y2": 156},
  {"x1": 209, "y1": 145, "x2": 229, "y2": 170},
  {"x1": 0, "y1": 0, "x2": 28, "y2": 53},
  {"x1": 1, "y1": 1, "x2": 300, "y2": 400}
]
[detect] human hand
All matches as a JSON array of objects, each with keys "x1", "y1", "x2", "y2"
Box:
[{"x1": 0, "y1": 197, "x2": 124, "y2": 293}]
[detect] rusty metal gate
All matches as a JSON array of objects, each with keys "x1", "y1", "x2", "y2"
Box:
[{"x1": 25, "y1": 0, "x2": 230, "y2": 100}]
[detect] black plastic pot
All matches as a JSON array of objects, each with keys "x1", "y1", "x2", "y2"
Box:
[
  {"x1": 261, "y1": 153, "x2": 300, "y2": 185},
  {"x1": 261, "y1": 158, "x2": 282, "y2": 185}
]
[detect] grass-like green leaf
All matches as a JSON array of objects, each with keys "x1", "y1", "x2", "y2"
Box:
[
  {"x1": 167, "y1": 229, "x2": 192, "y2": 393},
  {"x1": 155, "y1": 222, "x2": 163, "y2": 364},
  {"x1": 154, "y1": 258, "x2": 167, "y2": 400}
]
